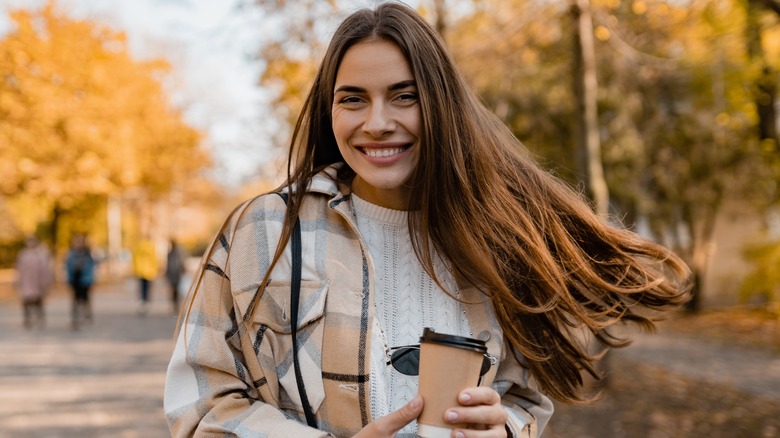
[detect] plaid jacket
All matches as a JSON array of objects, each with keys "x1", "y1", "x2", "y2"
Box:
[{"x1": 164, "y1": 165, "x2": 553, "y2": 437}]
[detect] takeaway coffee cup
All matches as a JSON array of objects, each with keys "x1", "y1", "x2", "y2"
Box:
[{"x1": 416, "y1": 327, "x2": 488, "y2": 438}]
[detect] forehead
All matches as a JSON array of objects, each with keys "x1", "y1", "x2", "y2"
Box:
[{"x1": 334, "y1": 39, "x2": 414, "y2": 87}]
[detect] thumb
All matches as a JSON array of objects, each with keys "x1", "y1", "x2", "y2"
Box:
[{"x1": 381, "y1": 396, "x2": 424, "y2": 434}]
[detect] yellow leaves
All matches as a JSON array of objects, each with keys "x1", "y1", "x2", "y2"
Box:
[
  {"x1": 763, "y1": 25, "x2": 780, "y2": 60},
  {"x1": 0, "y1": 0, "x2": 209, "y2": 225},
  {"x1": 594, "y1": 0, "x2": 622, "y2": 9},
  {"x1": 17, "y1": 158, "x2": 39, "y2": 176},
  {"x1": 632, "y1": 0, "x2": 648, "y2": 15},
  {"x1": 520, "y1": 48, "x2": 539, "y2": 65},
  {"x1": 595, "y1": 25, "x2": 611, "y2": 41},
  {"x1": 9, "y1": 47, "x2": 30, "y2": 65},
  {"x1": 654, "y1": 2, "x2": 671, "y2": 17},
  {"x1": 263, "y1": 55, "x2": 318, "y2": 124},
  {"x1": 3, "y1": 195, "x2": 51, "y2": 236},
  {"x1": 75, "y1": 151, "x2": 101, "y2": 174}
]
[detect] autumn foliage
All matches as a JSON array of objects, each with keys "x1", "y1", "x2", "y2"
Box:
[{"x1": 0, "y1": 1, "x2": 209, "y2": 252}]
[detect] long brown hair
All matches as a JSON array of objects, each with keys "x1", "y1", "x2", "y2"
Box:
[{"x1": 261, "y1": 2, "x2": 690, "y2": 403}]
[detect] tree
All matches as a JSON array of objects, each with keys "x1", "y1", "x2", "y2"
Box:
[
  {"x1": 0, "y1": 1, "x2": 209, "y2": 251},
  {"x1": 246, "y1": 0, "x2": 777, "y2": 310},
  {"x1": 746, "y1": 0, "x2": 780, "y2": 203},
  {"x1": 247, "y1": 0, "x2": 339, "y2": 141},
  {"x1": 754, "y1": 0, "x2": 780, "y2": 15},
  {"x1": 450, "y1": 0, "x2": 578, "y2": 177},
  {"x1": 572, "y1": 0, "x2": 761, "y2": 312},
  {"x1": 450, "y1": 0, "x2": 767, "y2": 311},
  {"x1": 571, "y1": 0, "x2": 609, "y2": 218}
]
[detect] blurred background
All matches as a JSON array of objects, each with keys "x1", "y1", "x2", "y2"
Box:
[{"x1": 0, "y1": 0, "x2": 778, "y2": 437}]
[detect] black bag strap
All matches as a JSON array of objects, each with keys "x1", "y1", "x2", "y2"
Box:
[{"x1": 277, "y1": 192, "x2": 317, "y2": 428}]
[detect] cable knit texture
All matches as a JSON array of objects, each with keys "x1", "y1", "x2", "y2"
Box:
[{"x1": 351, "y1": 194, "x2": 471, "y2": 435}]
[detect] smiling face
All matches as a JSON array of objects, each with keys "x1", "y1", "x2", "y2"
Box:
[{"x1": 331, "y1": 39, "x2": 421, "y2": 210}]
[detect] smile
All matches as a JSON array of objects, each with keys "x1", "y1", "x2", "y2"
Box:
[{"x1": 359, "y1": 145, "x2": 410, "y2": 158}]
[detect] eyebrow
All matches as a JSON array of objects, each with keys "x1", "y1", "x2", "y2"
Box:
[
  {"x1": 389, "y1": 80, "x2": 417, "y2": 91},
  {"x1": 334, "y1": 79, "x2": 417, "y2": 94}
]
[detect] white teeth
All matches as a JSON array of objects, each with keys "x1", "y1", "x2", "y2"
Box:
[{"x1": 364, "y1": 147, "x2": 405, "y2": 158}]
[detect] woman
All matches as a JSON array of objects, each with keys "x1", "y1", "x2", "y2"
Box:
[
  {"x1": 164, "y1": 3, "x2": 690, "y2": 437},
  {"x1": 132, "y1": 236, "x2": 158, "y2": 315},
  {"x1": 15, "y1": 236, "x2": 53, "y2": 330},
  {"x1": 166, "y1": 238, "x2": 187, "y2": 314},
  {"x1": 65, "y1": 234, "x2": 96, "y2": 330}
]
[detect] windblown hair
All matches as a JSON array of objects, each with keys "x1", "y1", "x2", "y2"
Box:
[{"x1": 266, "y1": 2, "x2": 691, "y2": 403}]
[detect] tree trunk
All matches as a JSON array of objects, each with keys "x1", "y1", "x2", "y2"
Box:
[
  {"x1": 747, "y1": 1, "x2": 780, "y2": 150},
  {"x1": 50, "y1": 202, "x2": 62, "y2": 255},
  {"x1": 756, "y1": 66, "x2": 778, "y2": 147},
  {"x1": 755, "y1": 0, "x2": 780, "y2": 16},
  {"x1": 571, "y1": 0, "x2": 609, "y2": 218},
  {"x1": 681, "y1": 200, "x2": 721, "y2": 313},
  {"x1": 432, "y1": 0, "x2": 447, "y2": 39},
  {"x1": 49, "y1": 202, "x2": 64, "y2": 282}
]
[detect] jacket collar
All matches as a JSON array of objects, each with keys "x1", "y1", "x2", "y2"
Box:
[
  {"x1": 309, "y1": 164, "x2": 345, "y2": 197},
  {"x1": 281, "y1": 163, "x2": 347, "y2": 198},
  {"x1": 297, "y1": 163, "x2": 357, "y2": 216}
]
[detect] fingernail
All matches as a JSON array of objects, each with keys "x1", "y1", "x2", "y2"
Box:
[
  {"x1": 409, "y1": 395, "x2": 422, "y2": 409},
  {"x1": 459, "y1": 392, "x2": 471, "y2": 402},
  {"x1": 446, "y1": 410, "x2": 458, "y2": 422},
  {"x1": 455, "y1": 432, "x2": 465, "y2": 438}
]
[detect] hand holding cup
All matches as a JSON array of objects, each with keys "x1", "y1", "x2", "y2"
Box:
[
  {"x1": 443, "y1": 387, "x2": 508, "y2": 437},
  {"x1": 416, "y1": 328, "x2": 500, "y2": 437}
]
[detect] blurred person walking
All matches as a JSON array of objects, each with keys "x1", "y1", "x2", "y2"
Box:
[
  {"x1": 132, "y1": 237, "x2": 158, "y2": 315},
  {"x1": 15, "y1": 236, "x2": 54, "y2": 330},
  {"x1": 165, "y1": 238, "x2": 186, "y2": 314},
  {"x1": 65, "y1": 234, "x2": 96, "y2": 330}
]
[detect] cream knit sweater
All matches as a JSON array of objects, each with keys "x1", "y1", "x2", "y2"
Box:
[{"x1": 351, "y1": 194, "x2": 471, "y2": 434}]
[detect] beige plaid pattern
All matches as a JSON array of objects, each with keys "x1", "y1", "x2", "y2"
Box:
[{"x1": 164, "y1": 165, "x2": 552, "y2": 437}]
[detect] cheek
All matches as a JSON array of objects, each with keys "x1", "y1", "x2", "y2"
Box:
[
  {"x1": 403, "y1": 109, "x2": 422, "y2": 138},
  {"x1": 331, "y1": 111, "x2": 353, "y2": 141},
  {"x1": 331, "y1": 114, "x2": 352, "y2": 157}
]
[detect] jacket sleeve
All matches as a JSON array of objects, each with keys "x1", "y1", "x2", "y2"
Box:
[
  {"x1": 492, "y1": 341, "x2": 554, "y2": 438},
  {"x1": 499, "y1": 384, "x2": 554, "y2": 438},
  {"x1": 163, "y1": 233, "x2": 332, "y2": 438}
]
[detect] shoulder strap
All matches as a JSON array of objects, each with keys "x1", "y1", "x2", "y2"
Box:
[{"x1": 276, "y1": 192, "x2": 318, "y2": 428}]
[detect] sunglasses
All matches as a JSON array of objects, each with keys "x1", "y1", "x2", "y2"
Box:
[{"x1": 387, "y1": 345, "x2": 495, "y2": 377}]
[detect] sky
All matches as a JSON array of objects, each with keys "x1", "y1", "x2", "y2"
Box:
[{"x1": 0, "y1": 0, "x2": 281, "y2": 187}]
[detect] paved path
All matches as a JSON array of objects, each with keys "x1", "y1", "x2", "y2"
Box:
[
  {"x1": 1, "y1": 279, "x2": 779, "y2": 437},
  {"x1": 0, "y1": 280, "x2": 177, "y2": 438},
  {"x1": 617, "y1": 328, "x2": 780, "y2": 401}
]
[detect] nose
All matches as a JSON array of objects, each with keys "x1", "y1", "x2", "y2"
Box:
[{"x1": 362, "y1": 102, "x2": 395, "y2": 137}]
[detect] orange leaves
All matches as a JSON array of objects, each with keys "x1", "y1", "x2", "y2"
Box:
[{"x1": 0, "y1": 0, "x2": 208, "y2": 203}]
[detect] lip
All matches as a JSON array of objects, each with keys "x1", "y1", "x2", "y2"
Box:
[{"x1": 355, "y1": 142, "x2": 413, "y2": 165}]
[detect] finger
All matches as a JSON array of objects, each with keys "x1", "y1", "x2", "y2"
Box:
[
  {"x1": 373, "y1": 395, "x2": 424, "y2": 435},
  {"x1": 444, "y1": 404, "x2": 507, "y2": 428},
  {"x1": 457, "y1": 387, "x2": 502, "y2": 406}
]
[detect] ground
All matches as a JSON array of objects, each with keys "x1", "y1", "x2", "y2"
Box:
[
  {"x1": 0, "y1": 279, "x2": 778, "y2": 437},
  {"x1": 545, "y1": 308, "x2": 780, "y2": 438}
]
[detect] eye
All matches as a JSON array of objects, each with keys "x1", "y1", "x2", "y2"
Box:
[
  {"x1": 395, "y1": 92, "x2": 418, "y2": 104},
  {"x1": 337, "y1": 95, "x2": 364, "y2": 105}
]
